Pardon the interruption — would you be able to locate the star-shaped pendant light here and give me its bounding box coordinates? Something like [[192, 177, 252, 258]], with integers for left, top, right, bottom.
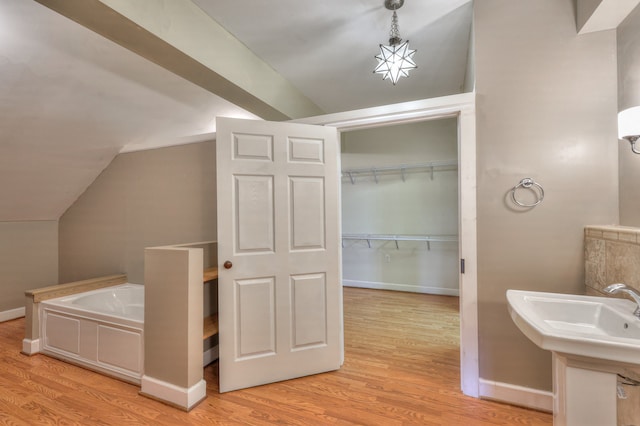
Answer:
[[374, 0, 417, 85]]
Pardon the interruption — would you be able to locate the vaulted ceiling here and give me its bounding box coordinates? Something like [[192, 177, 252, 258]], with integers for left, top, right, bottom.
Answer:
[[1, 0, 473, 221]]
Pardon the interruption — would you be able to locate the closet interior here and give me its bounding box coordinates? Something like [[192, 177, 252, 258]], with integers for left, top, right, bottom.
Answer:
[[340, 118, 459, 296]]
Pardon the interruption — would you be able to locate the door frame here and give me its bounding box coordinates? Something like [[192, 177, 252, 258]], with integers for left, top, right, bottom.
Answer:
[[293, 92, 478, 397]]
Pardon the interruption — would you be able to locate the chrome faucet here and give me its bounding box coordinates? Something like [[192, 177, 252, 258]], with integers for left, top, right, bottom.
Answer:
[[604, 283, 640, 318]]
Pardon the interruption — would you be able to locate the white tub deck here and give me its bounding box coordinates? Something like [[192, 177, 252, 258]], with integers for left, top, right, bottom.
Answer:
[[39, 284, 144, 384]]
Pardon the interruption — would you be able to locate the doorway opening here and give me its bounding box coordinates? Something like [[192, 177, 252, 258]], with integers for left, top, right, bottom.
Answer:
[[340, 119, 459, 296], [339, 117, 461, 390], [296, 93, 478, 397]]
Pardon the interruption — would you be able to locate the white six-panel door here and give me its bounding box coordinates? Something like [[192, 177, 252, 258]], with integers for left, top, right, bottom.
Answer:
[[216, 117, 342, 393]]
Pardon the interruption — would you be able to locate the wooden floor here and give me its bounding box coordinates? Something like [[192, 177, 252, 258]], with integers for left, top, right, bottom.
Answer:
[[0, 288, 552, 425]]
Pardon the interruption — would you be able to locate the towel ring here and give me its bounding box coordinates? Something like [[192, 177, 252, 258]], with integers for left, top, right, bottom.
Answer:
[[511, 178, 544, 207]]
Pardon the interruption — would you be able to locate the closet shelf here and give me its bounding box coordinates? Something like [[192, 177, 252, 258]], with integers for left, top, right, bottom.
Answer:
[[342, 233, 458, 250], [203, 267, 218, 283], [342, 160, 457, 184], [203, 314, 219, 340]]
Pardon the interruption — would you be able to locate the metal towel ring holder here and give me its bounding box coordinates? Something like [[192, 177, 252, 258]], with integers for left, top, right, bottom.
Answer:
[[510, 178, 544, 207]]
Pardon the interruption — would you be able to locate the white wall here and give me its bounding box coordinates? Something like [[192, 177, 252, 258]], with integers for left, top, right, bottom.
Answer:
[[340, 119, 459, 295]]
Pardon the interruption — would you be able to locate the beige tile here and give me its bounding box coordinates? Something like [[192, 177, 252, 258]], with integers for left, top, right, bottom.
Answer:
[[585, 237, 606, 291], [603, 230, 619, 241], [618, 230, 638, 243], [605, 241, 640, 291], [585, 227, 603, 238], [584, 286, 602, 296]]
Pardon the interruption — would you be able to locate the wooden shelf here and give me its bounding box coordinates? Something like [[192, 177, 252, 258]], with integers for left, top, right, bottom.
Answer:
[[203, 314, 218, 340], [203, 267, 218, 283]]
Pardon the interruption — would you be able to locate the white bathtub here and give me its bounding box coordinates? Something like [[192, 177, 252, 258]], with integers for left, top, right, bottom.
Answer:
[[39, 284, 144, 384]]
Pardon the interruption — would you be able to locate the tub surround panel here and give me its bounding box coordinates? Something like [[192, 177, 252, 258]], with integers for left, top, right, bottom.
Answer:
[[22, 274, 127, 355], [585, 225, 640, 294], [30, 283, 144, 384], [40, 306, 144, 384]]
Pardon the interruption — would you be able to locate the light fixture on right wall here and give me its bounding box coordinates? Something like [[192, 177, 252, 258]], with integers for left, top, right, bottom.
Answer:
[[618, 106, 640, 154]]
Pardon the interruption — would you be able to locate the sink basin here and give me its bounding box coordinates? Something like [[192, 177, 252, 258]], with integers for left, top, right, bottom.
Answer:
[[507, 290, 640, 364]]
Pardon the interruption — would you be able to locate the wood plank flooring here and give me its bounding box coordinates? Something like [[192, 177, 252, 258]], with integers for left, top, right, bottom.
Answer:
[[0, 287, 552, 425]]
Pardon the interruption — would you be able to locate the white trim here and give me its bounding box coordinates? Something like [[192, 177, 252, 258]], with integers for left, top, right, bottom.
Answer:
[[119, 132, 216, 154], [458, 106, 479, 397], [0, 307, 25, 322], [294, 93, 475, 131], [479, 378, 553, 413], [22, 338, 40, 355], [203, 344, 219, 367], [140, 375, 206, 411], [343, 279, 459, 296], [295, 92, 479, 398]]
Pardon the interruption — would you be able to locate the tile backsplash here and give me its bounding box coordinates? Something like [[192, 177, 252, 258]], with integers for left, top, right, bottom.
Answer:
[[585, 225, 640, 294], [585, 225, 640, 425]]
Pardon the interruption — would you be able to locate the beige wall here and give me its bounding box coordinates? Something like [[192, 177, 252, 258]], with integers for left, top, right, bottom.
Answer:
[[59, 141, 217, 284], [618, 4, 640, 226], [0, 221, 58, 311], [475, 0, 619, 390]]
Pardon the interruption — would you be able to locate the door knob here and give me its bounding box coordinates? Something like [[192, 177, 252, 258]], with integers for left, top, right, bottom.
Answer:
[[223, 261, 233, 269]]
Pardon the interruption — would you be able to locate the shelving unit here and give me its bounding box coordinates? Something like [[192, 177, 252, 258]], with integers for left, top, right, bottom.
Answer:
[[342, 160, 457, 184], [203, 267, 219, 340], [342, 233, 457, 250]]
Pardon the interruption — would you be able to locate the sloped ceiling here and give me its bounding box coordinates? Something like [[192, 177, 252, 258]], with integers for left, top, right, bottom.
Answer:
[[193, 0, 474, 112], [1, 0, 472, 222]]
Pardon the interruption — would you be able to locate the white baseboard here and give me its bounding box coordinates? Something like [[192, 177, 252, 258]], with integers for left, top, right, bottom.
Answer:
[[140, 375, 206, 411], [479, 378, 553, 413], [22, 338, 40, 355], [0, 307, 25, 322], [343, 279, 459, 296], [203, 344, 219, 367]]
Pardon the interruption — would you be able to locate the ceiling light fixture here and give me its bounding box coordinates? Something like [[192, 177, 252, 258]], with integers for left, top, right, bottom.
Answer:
[[374, 0, 417, 85]]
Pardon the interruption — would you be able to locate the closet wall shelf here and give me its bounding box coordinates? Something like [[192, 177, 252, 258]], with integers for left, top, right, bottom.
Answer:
[[342, 233, 458, 250], [342, 160, 457, 184]]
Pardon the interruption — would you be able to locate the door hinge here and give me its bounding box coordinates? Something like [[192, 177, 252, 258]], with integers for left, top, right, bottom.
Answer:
[[460, 258, 465, 274]]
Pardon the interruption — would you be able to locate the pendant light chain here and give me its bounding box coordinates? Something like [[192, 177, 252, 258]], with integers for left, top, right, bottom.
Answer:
[[389, 11, 401, 45]]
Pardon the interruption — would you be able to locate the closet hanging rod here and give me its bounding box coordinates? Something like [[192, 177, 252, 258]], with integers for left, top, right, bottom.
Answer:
[[341, 233, 458, 250], [341, 160, 457, 183]]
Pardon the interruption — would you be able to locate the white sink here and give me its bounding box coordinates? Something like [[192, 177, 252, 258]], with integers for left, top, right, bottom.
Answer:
[[507, 290, 640, 364]]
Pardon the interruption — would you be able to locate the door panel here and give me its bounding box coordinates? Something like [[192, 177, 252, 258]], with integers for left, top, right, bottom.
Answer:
[[234, 175, 274, 253], [291, 273, 327, 349], [216, 117, 342, 393], [236, 277, 275, 359], [290, 177, 325, 250]]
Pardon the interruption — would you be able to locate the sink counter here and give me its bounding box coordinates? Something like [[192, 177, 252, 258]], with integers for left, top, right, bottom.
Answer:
[[507, 289, 640, 425], [507, 290, 640, 365]]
